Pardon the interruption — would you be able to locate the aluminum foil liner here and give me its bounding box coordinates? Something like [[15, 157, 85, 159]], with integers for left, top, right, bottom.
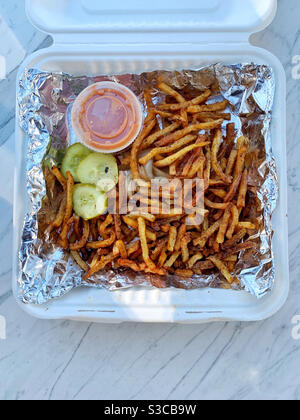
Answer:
[[17, 64, 278, 304]]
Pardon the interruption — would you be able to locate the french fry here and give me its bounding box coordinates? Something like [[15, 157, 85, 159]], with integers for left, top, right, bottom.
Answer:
[[237, 222, 256, 230], [139, 134, 198, 165], [234, 145, 247, 177], [186, 100, 228, 114], [158, 247, 168, 268], [128, 212, 156, 223], [164, 251, 181, 268], [196, 112, 231, 121], [85, 253, 115, 280], [154, 144, 206, 168], [223, 229, 247, 249], [51, 166, 67, 190], [168, 226, 177, 252], [187, 253, 204, 269], [142, 122, 180, 150], [193, 220, 221, 248], [226, 205, 239, 240], [113, 214, 123, 240], [211, 129, 233, 184], [50, 196, 66, 229], [210, 189, 227, 199], [64, 171, 74, 223], [216, 204, 233, 244], [71, 251, 89, 272], [118, 259, 140, 272], [237, 169, 248, 209], [122, 216, 157, 241], [226, 149, 238, 176], [87, 230, 116, 249], [208, 256, 234, 284], [158, 82, 185, 103], [156, 120, 223, 147], [205, 198, 229, 210], [159, 89, 212, 111], [130, 118, 156, 180], [181, 234, 191, 263], [174, 224, 187, 252], [70, 220, 90, 251], [175, 269, 194, 278], [98, 214, 113, 239], [224, 174, 242, 202], [138, 217, 156, 270]]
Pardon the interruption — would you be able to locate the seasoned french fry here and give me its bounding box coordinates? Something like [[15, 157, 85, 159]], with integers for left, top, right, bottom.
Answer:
[[187, 253, 204, 269], [139, 134, 198, 165], [164, 251, 181, 268], [129, 212, 156, 223], [87, 230, 116, 249], [223, 229, 247, 249], [138, 217, 156, 270], [51, 166, 67, 190], [237, 222, 256, 230], [187, 100, 228, 114], [154, 144, 206, 168], [174, 223, 187, 252], [226, 149, 238, 176], [156, 120, 223, 147], [234, 145, 247, 177], [130, 118, 156, 180], [118, 259, 140, 272], [226, 205, 239, 240], [208, 256, 234, 284], [159, 90, 212, 111], [142, 122, 180, 150], [210, 189, 227, 199], [216, 204, 233, 244], [71, 251, 89, 272], [181, 234, 191, 263], [224, 174, 242, 202], [237, 169, 248, 209], [205, 198, 229, 210], [193, 220, 221, 248], [50, 196, 66, 229], [175, 269, 194, 278], [70, 220, 90, 251], [168, 226, 177, 252], [98, 214, 113, 239], [211, 129, 233, 184], [158, 82, 185, 103]]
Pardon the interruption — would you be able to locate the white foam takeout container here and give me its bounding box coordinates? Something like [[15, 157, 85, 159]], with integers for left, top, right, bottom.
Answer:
[[13, 0, 289, 323]]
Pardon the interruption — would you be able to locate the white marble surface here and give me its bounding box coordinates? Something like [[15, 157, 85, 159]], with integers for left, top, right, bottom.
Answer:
[[0, 0, 299, 401]]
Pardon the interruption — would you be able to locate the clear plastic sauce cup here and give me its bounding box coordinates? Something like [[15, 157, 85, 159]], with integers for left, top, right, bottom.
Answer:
[[71, 81, 143, 153]]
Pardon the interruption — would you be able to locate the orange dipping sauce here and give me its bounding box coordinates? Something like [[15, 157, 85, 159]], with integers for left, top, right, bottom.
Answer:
[[72, 82, 143, 153]]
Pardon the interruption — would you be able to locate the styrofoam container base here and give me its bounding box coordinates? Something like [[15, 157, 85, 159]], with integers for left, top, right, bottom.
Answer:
[[13, 41, 288, 323]]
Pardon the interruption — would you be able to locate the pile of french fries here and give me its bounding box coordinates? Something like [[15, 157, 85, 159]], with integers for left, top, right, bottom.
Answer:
[[46, 81, 259, 287]]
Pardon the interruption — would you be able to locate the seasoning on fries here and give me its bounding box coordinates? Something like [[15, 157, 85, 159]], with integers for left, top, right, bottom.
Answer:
[[46, 80, 260, 287]]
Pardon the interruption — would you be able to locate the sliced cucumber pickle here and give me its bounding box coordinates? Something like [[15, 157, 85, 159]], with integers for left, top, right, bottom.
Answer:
[[61, 143, 92, 182], [73, 184, 108, 220], [77, 153, 119, 192]]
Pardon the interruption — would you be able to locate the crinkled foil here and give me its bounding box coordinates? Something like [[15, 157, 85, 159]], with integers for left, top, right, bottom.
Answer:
[[17, 64, 278, 304]]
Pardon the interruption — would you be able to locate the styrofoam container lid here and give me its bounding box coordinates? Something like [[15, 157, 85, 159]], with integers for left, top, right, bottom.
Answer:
[[26, 0, 277, 41]]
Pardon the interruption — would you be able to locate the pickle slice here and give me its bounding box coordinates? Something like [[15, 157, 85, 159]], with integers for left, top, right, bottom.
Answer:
[[77, 153, 119, 192], [61, 143, 92, 182], [73, 184, 108, 220]]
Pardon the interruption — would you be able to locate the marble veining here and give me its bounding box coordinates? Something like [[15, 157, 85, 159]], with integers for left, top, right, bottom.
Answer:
[[0, 0, 299, 401]]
